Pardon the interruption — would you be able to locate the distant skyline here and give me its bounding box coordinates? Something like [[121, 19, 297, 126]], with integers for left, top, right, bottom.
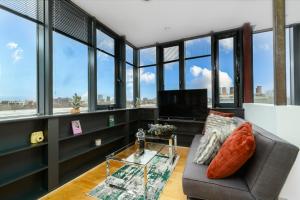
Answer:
[[0, 8, 280, 107]]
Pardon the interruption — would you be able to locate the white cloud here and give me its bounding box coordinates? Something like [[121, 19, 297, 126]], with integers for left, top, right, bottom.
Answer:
[[6, 42, 18, 49], [220, 38, 233, 53], [189, 65, 232, 96], [126, 67, 134, 88], [11, 48, 23, 63], [6, 42, 24, 63], [164, 62, 176, 70], [140, 68, 155, 84]]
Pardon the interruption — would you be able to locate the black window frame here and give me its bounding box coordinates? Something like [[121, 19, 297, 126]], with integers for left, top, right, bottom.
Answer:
[[184, 35, 213, 105], [95, 27, 118, 110], [138, 45, 158, 107], [213, 30, 242, 108], [160, 42, 181, 90], [125, 42, 138, 108]]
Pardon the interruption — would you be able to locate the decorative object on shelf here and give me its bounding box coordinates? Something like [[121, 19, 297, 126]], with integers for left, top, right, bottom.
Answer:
[[30, 131, 44, 144], [95, 139, 102, 146], [136, 128, 145, 155], [70, 93, 81, 114], [147, 124, 177, 136], [71, 120, 82, 135], [108, 115, 115, 127], [135, 97, 141, 108]]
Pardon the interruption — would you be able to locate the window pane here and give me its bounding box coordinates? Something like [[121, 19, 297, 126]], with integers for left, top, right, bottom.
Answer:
[[139, 67, 156, 107], [0, 10, 37, 116], [185, 37, 211, 58], [96, 30, 115, 55], [185, 57, 212, 106], [97, 51, 115, 105], [164, 62, 179, 90], [53, 32, 88, 113], [126, 44, 133, 64], [140, 47, 156, 66], [126, 64, 134, 108], [218, 38, 234, 104], [164, 46, 179, 62], [253, 32, 274, 104]]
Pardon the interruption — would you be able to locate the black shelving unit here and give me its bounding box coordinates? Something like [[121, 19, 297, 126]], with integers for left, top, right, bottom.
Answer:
[[0, 109, 132, 200]]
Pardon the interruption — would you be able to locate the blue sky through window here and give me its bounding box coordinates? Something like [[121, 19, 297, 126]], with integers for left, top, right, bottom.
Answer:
[[97, 51, 115, 105], [53, 32, 88, 102], [139, 66, 156, 100], [0, 9, 36, 102], [164, 62, 179, 90]]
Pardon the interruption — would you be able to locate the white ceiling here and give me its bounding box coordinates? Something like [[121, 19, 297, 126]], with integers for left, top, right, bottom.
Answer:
[[72, 0, 300, 48]]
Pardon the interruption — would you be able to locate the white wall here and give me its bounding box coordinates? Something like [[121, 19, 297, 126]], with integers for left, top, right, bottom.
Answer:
[[243, 103, 300, 200]]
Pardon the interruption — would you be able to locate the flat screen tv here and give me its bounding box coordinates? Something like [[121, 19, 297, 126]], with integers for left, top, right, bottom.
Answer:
[[158, 89, 208, 120]]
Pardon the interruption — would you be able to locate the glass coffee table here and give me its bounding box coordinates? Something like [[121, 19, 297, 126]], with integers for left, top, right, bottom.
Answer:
[[105, 142, 175, 199], [145, 133, 177, 162]]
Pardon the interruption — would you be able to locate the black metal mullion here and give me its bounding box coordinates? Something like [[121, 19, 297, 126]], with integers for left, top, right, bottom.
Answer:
[[88, 17, 97, 112], [44, 0, 53, 115], [184, 54, 211, 61]]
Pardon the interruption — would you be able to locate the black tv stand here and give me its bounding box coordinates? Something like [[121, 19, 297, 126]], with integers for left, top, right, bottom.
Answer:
[[158, 118, 205, 124]]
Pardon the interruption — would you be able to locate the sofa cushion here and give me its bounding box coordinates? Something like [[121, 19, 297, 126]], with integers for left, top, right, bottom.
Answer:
[[183, 134, 254, 200], [204, 114, 237, 143], [210, 110, 235, 117], [207, 122, 256, 179], [193, 131, 221, 165]]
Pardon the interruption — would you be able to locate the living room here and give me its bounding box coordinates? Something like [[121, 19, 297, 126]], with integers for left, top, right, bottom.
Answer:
[[0, 0, 299, 200]]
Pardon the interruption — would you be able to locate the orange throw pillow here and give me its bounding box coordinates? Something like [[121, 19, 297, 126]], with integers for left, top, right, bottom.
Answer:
[[209, 110, 234, 118], [207, 122, 256, 179]]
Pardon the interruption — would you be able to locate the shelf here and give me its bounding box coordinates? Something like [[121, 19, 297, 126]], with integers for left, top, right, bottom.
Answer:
[[158, 118, 205, 124], [59, 135, 126, 163], [0, 142, 48, 157], [59, 122, 127, 142], [0, 164, 48, 188]]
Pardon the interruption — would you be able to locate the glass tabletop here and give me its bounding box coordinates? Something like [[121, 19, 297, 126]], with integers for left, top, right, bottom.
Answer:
[[106, 142, 165, 166]]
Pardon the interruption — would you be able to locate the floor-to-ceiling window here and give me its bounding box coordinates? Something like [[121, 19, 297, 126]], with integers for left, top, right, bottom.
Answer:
[[96, 30, 116, 106], [253, 29, 291, 104], [0, 8, 37, 117], [126, 44, 135, 108], [53, 32, 89, 113], [217, 37, 235, 104], [139, 47, 157, 107], [184, 36, 212, 106], [253, 31, 274, 104]]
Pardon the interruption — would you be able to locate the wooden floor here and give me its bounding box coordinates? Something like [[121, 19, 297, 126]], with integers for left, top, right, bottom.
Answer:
[[40, 146, 189, 200]]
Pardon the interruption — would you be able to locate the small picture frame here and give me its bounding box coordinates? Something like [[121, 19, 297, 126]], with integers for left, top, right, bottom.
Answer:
[[71, 120, 82, 135]]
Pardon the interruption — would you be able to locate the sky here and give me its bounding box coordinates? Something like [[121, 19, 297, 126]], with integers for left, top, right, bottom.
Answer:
[[0, 7, 279, 104]]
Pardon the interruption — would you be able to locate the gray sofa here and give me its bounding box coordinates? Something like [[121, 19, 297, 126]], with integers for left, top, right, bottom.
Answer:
[[182, 117, 299, 200]]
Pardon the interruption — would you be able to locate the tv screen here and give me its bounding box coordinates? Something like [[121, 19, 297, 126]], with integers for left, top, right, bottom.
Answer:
[[158, 89, 208, 120]]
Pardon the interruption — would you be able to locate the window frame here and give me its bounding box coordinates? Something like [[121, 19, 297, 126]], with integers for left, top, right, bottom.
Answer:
[[213, 30, 242, 108], [125, 42, 137, 108], [161, 43, 181, 90], [138, 46, 158, 107], [95, 27, 118, 110], [184, 36, 213, 105]]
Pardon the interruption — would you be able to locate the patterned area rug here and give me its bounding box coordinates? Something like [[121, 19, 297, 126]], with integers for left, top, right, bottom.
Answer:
[[88, 154, 179, 200]]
